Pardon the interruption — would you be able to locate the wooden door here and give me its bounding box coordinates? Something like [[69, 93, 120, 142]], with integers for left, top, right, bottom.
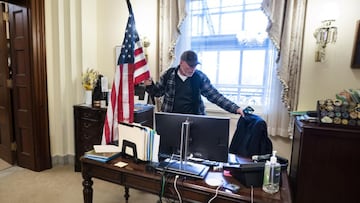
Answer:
[[8, 3, 36, 169], [0, 2, 15, 164], [0, 0, 51, 172]]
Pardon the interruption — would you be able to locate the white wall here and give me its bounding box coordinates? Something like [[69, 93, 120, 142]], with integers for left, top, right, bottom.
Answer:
[[81, 0, 98, 72], [97, 0, 158, 84], [298, 0, 360, 110]]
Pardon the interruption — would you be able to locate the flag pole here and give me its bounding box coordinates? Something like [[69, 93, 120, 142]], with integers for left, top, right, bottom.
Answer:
[[126, 0, 132, 12], [101, 0, 150, 144]]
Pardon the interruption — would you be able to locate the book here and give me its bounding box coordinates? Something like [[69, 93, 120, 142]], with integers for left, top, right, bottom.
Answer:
[[84, 149, 121, 163]]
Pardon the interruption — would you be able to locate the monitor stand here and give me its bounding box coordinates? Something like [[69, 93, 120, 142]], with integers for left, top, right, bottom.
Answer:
[[157, 119, 210, 179]]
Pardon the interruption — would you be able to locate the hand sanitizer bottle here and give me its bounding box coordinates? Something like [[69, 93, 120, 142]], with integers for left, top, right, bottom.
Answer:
[[262, 151, 281, 194]]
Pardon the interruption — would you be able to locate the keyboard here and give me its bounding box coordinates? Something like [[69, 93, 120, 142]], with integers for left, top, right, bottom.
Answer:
[[156, 159, 210, 179]]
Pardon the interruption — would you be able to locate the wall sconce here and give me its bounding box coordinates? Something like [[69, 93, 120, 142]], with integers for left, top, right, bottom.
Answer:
[[313, 19, 338, 62]]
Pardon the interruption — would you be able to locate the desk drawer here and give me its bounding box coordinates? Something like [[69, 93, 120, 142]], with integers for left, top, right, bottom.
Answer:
[[78, 108, 105, 121], [124, 174, 160, 194]]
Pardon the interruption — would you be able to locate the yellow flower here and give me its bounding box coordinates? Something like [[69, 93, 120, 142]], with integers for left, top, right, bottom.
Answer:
[[82, 68, 99, 90]]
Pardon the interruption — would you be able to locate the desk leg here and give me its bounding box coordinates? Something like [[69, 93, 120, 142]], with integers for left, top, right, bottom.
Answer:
[[124, 186, 129, 202], [82, 176, 93, 203]]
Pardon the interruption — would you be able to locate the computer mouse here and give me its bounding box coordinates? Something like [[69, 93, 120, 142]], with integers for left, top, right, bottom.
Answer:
[[205, 178, 223, 187]]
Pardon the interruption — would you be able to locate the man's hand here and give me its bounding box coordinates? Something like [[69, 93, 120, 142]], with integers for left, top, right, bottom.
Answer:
[[236, 108, 244, 117], [144, 78, 153, 86]]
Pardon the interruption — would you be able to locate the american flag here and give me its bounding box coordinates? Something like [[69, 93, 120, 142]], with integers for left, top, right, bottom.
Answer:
[[102, 0, 150, 144]]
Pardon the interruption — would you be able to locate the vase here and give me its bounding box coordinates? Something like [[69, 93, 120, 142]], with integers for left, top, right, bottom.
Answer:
[[84, 90, 92, 105]]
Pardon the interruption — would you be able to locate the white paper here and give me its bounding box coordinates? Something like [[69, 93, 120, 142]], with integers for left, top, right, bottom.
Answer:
[[114, 161, 128, 168], [152, 133, 160, 162], [118, 123, 146, 160], [93, 145, 121, 153], [101, 77, 108, 92]]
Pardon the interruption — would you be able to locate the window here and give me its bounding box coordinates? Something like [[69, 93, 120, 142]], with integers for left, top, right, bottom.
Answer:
[[187, 0, 272, 108]]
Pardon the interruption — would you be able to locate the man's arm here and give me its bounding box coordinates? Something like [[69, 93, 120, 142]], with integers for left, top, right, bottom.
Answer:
[[144, 80, 164, 97], [198, 71, 244, 116], [144, 68, 174, 97]]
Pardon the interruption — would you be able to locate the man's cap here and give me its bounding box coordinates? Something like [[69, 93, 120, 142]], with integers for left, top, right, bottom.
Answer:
[[181, 50, 200, 67]]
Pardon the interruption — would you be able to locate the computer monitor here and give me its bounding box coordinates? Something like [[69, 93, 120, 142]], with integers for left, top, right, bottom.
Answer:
[[155, 112, 230, 163]]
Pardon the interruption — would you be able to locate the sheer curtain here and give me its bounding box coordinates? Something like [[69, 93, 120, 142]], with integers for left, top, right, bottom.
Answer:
[[263, 43, 292, 138], [262, 0, 307, 138]]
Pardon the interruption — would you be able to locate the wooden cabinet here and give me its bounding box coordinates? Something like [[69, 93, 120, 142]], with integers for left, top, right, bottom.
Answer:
[[290, 117, 360, 203], [73, 104, 154, 172]]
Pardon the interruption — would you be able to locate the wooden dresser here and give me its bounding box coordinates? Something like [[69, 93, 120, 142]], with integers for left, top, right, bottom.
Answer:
[[290, 117, 360, 203], [73, 104, 154, 172]]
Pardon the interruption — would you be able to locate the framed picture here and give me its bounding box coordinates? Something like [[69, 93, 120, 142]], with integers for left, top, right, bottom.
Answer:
[[351, 20, 360, 68]]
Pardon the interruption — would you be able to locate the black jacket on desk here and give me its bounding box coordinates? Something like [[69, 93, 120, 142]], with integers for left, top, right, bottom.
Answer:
[[229, 113, 272, 157]]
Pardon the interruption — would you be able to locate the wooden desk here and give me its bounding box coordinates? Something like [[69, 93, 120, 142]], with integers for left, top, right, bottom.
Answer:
[[81, 156, 292, 203]]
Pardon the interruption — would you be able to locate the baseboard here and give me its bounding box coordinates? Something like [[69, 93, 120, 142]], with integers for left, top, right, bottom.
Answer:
[[52, 155, 74, 166]]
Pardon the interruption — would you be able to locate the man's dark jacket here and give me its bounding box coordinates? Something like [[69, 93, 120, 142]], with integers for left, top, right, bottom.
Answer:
[[229, 113, 272, 157]]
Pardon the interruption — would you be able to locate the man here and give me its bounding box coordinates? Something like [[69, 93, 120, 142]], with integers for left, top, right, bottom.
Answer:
[[145, 50, 244, 116]]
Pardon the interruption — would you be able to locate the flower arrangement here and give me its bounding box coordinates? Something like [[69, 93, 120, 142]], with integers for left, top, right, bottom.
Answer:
[[82, 68, 99, 90]]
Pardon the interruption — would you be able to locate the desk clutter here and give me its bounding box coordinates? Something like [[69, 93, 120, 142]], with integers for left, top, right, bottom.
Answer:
[[223, 152, 288, 189], [84, 146, 289, 198], [317, 89, 360, 127], [81, 113, 288, 195], [84, 145, 122, 162], [73, 104, 154, 172], [81, 154, 292, 203], [84, 122, 159, 163]]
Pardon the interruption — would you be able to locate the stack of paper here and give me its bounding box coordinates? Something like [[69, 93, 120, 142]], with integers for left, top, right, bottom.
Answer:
[[84, 145, 121, 163], [94, 144, 122, 153]]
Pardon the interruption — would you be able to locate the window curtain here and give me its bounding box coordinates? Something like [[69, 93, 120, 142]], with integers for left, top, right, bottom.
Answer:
[[156, 0, 187, 110], [263, 43, 292, 138], [158, 0, 187, 77], [261, 0, 307, 138]]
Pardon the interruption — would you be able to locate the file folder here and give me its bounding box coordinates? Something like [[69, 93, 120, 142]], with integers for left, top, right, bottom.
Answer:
[[118, 122, 159, 162]]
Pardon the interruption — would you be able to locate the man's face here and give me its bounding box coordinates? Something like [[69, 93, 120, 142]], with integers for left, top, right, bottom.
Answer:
[[179, 61, 197, 77]]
